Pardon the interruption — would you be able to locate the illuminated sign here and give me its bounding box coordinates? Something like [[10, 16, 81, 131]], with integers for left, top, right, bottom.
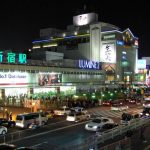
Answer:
[[73, 13, 98, 26], [134, 40, 138, 46], [79, 60, 100, 70], [38, 73, 62, 86], [137, 59, 146, 69], [103, 34, 115, 40], [0, 72, 29, 87], [117, 41, 124, 46], [123, 30, 134, 46], [0, 52, 27, 64], [100, 42, 116, 63]]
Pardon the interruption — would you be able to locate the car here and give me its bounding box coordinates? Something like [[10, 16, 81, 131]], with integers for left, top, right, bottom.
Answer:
[[66, 111, 90, 122], [0, 126, 7, 135], [126, 98, 139, 104], [102, 100, 112, 106], [70, 107, 87, 113], [85, 117, 114, 131], [121, 112, 139, 125], [140, 107, 150, 118], [111, 103, 128, 111], [121, 113, 133, 125], [95, 123, 119, 136], [128, 99, 136, 104], [101, 122, 118, 130], [54, 106, 71, 116], [0, 118, 16, 128]]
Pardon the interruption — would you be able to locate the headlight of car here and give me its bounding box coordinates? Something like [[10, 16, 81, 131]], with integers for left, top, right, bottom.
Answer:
[[140, 112, 143, 115], [146, 113, 149, 116], [85, 124, 88, 128], [93, 126, 98, 129]]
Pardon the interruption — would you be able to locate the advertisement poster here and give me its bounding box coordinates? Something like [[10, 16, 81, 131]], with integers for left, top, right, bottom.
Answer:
[[0, 72, 30, 87], [100, 42, 116, 63], [38, 73, 62, 86]]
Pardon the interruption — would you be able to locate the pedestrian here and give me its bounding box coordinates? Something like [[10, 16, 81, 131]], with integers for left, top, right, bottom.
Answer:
[[5, 110, 9, 120], [9, 112, 12, 121]]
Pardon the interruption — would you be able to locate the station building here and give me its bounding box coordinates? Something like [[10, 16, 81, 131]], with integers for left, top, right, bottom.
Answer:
[[0, 12, 139, 105], [32, 12, 138, 83]]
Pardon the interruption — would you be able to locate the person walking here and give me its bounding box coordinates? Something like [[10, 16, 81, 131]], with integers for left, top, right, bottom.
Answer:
[[9, 112, 12, 121], [5, 110, 9, 120]]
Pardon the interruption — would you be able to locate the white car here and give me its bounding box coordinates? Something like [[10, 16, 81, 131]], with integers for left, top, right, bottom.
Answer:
[[66, 111, 90, 122], [0, 126, 7, 135], [95, 123, 119, 137], [71, 107, 87, 113], [85, 117, 114, 131], [111, 104, 128, 111], [54, 106, 71, 116]]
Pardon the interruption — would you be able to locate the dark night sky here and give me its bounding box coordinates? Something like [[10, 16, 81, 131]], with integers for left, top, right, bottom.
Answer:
[[0, 0, 149, 58]]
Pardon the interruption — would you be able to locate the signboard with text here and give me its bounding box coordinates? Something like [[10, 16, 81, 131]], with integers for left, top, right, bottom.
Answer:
[[100, 42, 116, 63], [137, 59, 146, 69], [0, 72, 30, 87], [0, 51, 27, 64], [73, 13, 98, 26], [0, 71, 62, 87], [79, 60, 101, 70]]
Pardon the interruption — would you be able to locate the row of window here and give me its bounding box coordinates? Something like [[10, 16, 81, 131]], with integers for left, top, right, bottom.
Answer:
[[0, 69, 103, 75]]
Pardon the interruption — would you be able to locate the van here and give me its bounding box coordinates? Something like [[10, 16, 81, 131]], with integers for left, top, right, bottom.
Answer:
[[66, 111, 90, 122]]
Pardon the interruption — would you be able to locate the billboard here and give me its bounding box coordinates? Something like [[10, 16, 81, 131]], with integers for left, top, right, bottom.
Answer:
[[123, 29, 134, 46], [38, 73, 62, 86], [79, 60, 101, 70], [137, 59, 146, 69], [100, 42, 116, 63], [73, 13, 98, 26], [0, 72, 31, 87]]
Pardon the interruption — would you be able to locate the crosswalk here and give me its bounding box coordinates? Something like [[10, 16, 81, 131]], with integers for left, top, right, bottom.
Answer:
[[88, 107, 143, 118]]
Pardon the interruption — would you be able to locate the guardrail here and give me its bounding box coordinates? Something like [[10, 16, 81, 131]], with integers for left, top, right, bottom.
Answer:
[[96, 117, 149, 145], [99, 137, 131, 150]]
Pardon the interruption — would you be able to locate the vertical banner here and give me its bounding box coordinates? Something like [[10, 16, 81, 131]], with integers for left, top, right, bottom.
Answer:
[[100, 42, 116, 63]]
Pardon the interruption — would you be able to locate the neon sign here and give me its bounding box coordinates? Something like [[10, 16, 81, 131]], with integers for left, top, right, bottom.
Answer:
[[0, 52, 27, 64], [117, 41, 124, 46], [79, 60, 100, 70]]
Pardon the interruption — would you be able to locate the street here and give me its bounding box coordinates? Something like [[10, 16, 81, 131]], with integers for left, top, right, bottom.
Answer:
[[0, 104, 144, 149]]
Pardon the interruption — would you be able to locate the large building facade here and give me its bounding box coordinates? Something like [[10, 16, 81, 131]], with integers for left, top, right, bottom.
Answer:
[[0, 12, 139, 105], [32, 12, 138, 83]]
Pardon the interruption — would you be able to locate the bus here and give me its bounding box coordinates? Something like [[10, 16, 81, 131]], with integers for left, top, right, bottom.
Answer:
[[15, 112, 48, 128]]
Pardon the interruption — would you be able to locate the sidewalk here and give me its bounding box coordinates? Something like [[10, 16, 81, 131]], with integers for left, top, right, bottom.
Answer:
[[0, 106, 31, 121]]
